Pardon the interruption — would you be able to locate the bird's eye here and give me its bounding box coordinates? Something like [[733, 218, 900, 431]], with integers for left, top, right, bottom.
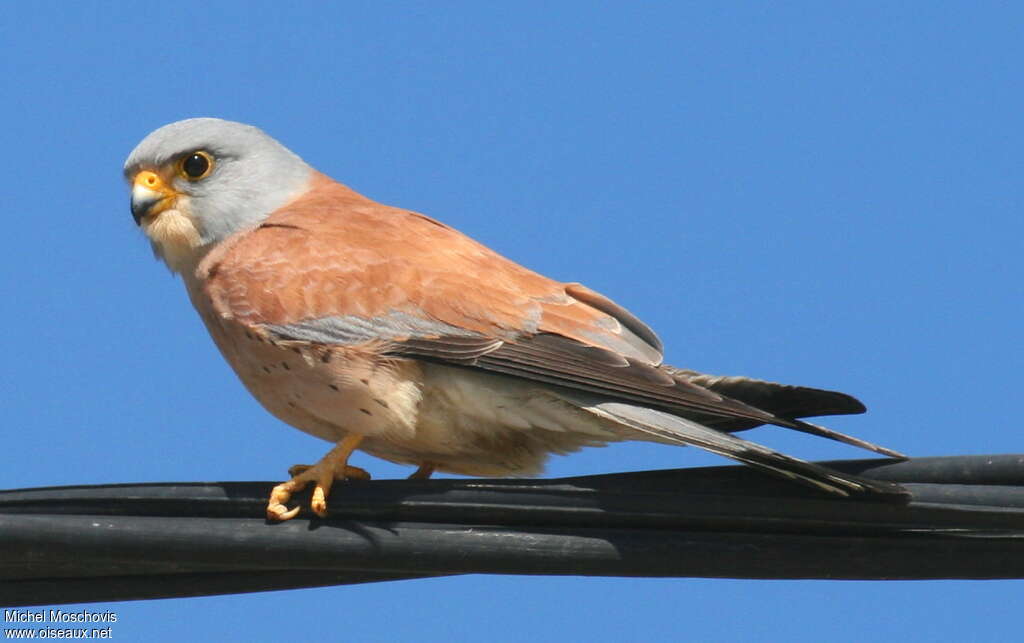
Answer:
[[179, 151, 214, 180]]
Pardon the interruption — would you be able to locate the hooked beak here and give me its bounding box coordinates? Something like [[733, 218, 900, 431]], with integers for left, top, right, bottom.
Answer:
[[130, 171, 177, 225]]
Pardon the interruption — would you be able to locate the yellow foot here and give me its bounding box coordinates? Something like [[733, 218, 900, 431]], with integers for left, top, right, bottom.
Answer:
[[266, 434, 366, 521], [408, 463, 435, 480]]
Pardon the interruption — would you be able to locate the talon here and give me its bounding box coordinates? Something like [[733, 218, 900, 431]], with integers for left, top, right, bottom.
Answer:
[[265, 434, 366, 521], [311, 483, 329, 516], [267, 479, 306, 521], [270, 503, 301, 521]]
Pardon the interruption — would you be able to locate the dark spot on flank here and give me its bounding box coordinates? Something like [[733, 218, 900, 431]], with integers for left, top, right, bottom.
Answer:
[[329, 384, 339, 391], [359, 408, 372, 416], [262, 366, 271, 374], [360, 379, 370, 386], [281, 362, 290, 370], [321, 353, 331, 363], [244, 331, 253, 340], [374, 398, 390, 408], [287, 402, 296, 408]]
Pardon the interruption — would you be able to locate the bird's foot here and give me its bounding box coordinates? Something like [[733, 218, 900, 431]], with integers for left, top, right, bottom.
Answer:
[[266, 434, 367, 521]]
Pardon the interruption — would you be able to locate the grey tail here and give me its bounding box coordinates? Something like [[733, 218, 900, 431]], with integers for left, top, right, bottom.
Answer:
[[554, 390, 908, 498], [666, 370, 905, 458]]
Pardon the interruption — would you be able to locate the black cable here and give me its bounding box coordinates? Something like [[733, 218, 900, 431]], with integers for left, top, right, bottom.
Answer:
[[3, 455, 1023, 606]]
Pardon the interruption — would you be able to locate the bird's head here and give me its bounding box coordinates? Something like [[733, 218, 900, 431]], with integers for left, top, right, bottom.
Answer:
[[123, 118, 313, 273]]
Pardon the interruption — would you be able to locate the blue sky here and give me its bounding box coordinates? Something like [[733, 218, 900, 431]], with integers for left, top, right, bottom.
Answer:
[[2, 2, 1022, 640]]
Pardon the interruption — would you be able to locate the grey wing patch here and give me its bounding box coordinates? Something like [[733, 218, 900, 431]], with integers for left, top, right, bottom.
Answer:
[[263, 310, 483, 345], [262, 312, 506, 363], [552, 389, 907, 498]]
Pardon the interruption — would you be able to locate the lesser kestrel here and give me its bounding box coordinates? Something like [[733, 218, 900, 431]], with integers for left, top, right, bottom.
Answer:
[[124, 118, 905, 521]]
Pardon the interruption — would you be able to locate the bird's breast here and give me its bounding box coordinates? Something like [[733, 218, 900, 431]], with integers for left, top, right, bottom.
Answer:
[[186, 286, 424, 443]]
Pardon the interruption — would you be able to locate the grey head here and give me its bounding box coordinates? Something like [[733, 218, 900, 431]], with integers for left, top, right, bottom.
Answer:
[[123, 118, 314, 270]]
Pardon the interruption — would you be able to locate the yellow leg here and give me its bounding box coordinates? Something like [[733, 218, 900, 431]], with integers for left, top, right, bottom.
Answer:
[[408, 462, 435, 480], [287, 462, 370, 479], [266, 434, 367, 521]]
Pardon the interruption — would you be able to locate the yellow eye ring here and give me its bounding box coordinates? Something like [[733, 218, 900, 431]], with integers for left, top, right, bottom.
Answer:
[[178, 150, 214, 180]]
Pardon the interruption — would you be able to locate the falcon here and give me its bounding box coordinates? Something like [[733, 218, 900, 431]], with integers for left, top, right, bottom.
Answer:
[[123, 118, 905, 521]]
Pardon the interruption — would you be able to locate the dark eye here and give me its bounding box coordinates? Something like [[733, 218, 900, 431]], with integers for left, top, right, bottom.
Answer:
[[180, 151, 213, 180]]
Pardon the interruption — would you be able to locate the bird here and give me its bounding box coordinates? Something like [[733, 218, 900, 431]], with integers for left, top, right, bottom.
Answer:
[[123, 118, 907, 521]]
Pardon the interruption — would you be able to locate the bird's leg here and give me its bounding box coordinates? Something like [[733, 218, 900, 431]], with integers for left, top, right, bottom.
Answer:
[[408, 462, 435, 480], [286, 462, 371, 479], [266, 433, 369, 521]]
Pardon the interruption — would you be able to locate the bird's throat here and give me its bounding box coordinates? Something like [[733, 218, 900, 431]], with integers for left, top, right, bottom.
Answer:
[[142, 208, 203, 273]]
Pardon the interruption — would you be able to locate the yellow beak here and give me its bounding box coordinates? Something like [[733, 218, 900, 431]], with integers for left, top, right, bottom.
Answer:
[[131, 171, 177, 224]]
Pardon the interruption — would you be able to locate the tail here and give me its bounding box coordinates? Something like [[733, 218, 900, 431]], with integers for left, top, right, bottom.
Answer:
[[666, 369, 906, 459], [554, 389, 908, 498]]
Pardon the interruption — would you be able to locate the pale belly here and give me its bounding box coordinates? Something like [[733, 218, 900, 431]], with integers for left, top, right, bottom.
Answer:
[[362, 362, 618, 475]]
